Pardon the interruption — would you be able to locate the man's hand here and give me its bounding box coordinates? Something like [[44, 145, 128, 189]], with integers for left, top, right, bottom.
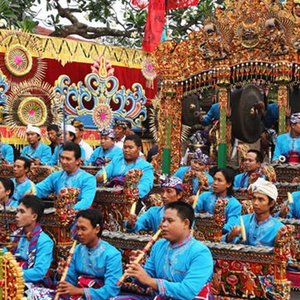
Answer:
[[226, 226, 241, 242], [32, 158, 41, 165], [127, 214, 137, 228], [57, 281, 84, 296], [279, 205, 290, 218]]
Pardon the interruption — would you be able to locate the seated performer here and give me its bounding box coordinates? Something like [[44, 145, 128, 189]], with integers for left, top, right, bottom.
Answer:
[[174, 149, 213, 194], [126, 176, 183, 233], [0, 132, 14, 164], [21, 124, 52, 165], [56, 209, 122, 299], [9, 157, 35, 207], [234, 149, 264, 188], [36, 142, 96, 210], [116, 201, 214, 300], [47, 124, 60, 154], [272, 112, 300, 163], [12, 195, 54, 283], [96, 134, 154, 202], [278, 190, 300, 219], [225, 178, 284, 246], [0, 177, 14, 206], [87, 128, 123, 166], [49, 124, 86, 166], [195, 167, 242, 233]]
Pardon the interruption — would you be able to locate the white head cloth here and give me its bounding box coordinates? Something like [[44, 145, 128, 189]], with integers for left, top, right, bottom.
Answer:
[[62, 124, 76, 135], [26, 124, 41, 136], [248, 178, 278, 201]]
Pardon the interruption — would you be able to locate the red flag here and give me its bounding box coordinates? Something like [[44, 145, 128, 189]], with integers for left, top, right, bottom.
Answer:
[[168, 0, 200, 9], [142, 0, 166, 52]]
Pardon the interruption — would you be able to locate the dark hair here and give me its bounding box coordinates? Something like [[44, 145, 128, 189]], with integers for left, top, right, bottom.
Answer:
[[15, 156, 31, 171], [247, 149, 263, 163], [19, 195, 44, 222], [213, 167, 235, 196], [47, 124, 60, 132], [0, 177, 14, 198], [68, 132, 76, 142], [62, 142, 81, 160], [164, 201, 194, 229], [76, 209, 103, 237], [71, 120, 84, 131], [124, 134, 142, 148]]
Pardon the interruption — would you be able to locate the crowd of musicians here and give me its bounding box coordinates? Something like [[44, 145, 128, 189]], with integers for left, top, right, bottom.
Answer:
[[0, 112, 300, 299]]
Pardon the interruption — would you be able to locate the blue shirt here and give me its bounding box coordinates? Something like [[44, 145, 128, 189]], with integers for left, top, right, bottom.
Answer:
[[21, 143, 52, 165], [233, 214, 284, 246], [0, 142, 14, 163], [233, 172, 266, 189], [144, 236, 213, 300], [9, 178, 35, 207], [195, 191, 242, 233], [87, 145, 123, 166], [174, 166, 213, 194], [66, 240, 122, 300], [264, 102, 278, 129], [126, 206, 164, 233], [272, 133, 300, 161], [48, 144, 86, 166], [96, 156, 154, 198], [14, 231, 53, 283], [282, 191, 300, 219], [201, 103, 220, 126], [36, 168, 96, 210]]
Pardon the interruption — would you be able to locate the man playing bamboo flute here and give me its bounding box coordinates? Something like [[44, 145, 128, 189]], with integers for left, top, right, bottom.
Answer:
[[125, 176, 183, 233], [225, 178, 284, 246], [57, 209, 122, 299], [115, 201, 214, 300]]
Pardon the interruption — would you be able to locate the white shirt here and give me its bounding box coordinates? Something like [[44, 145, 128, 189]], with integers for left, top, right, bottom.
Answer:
[[79, 140, 93, 160]]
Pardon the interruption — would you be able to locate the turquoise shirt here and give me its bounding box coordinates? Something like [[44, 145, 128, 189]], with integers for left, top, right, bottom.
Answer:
[[96, 156, 154, 198], [66, 240, 122, 299], [9, 178, 35, 207], [21, 143, 52, 165], [36, 168, 96, 210], [14, 231, 53, 283], [273, 133, 300, 161], [87, 145, 123, 166], [0, 143, 14, 163], [195, 191, 242, 233], [145, 236, 213, 300], [233, 172, 266, 189]]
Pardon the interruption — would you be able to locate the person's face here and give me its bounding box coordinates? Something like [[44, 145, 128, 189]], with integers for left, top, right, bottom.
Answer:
[[291, 122, 300, 136], [123, 140, 140, 161], [75, 127, 83, 140], [16, 203, 37, 228], [59, 150, 80, 173], [76, 216, 100, 247], [190, 159, 205, 172], [114, 126, 126, 140], [13, 159, 27, 178], [101, 136, 114, 150], [252, 192, 273, 215], [212, 171, 231, 195], [161, 208, 189, 243], [47, 129, 59, 143], [244, 152, 260, 172], [26, 132, 39, 145], [0, 181, 10, 202], [161, 188, 182, 205]]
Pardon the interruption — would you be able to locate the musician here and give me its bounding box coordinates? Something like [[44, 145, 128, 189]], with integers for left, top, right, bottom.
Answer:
[[113, 119, 128, 149], [201, 102, 220, 126], [96, 134, 154, 201], [0, 177, 14, 206], [11, 195, 54, 283], [49, 124, 86, 166], [9, 157, 35, 207], [36, 142, 96, 210], [72, 120, 93, 161], [195, 167, 242, 233], [272, 112, 300, 163], [0, 132, 14, 164], [47, 124, 60, 154], [233, 149, 264, 188], [21, 124, 52, 165], [56, 209, 122, 299], [278, 190, 300, 219], [87, 128, 123, 167], [126, 176, 183, 233], [116, 201, 213, 300], [225, 178, 284, 246], [174, 149, 213, 194]]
